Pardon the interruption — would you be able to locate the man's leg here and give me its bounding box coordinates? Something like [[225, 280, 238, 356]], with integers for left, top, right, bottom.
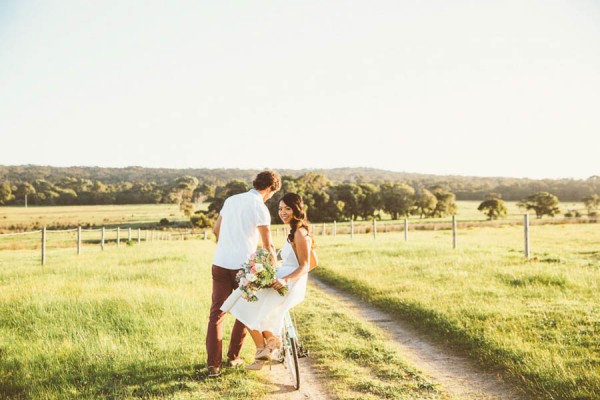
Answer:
[[227, 318, 248, 361], [206, 265, 234, 369], [226, 267, 247, 361]]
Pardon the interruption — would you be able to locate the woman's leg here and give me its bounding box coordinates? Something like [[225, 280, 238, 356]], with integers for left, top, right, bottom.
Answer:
[[245, 329, 269, 370], [262, 331, 281, 352], [249, 329, 266, 350]]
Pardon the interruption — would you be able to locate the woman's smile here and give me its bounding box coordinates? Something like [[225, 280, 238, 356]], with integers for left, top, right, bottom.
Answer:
[[278, 201, 293, 224]]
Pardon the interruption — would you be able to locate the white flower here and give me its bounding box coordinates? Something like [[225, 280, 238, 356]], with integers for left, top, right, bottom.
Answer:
[[254, 263, 264, 273], [246, 273, 257, 282]]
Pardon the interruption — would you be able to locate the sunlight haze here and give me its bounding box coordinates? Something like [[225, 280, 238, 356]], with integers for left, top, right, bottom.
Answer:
[[1, 0, 599, 180]]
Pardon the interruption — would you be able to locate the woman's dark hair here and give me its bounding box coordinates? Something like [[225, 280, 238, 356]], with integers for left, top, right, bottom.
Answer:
[[253, 170, 281, 191], [280, 193, 312, 244]]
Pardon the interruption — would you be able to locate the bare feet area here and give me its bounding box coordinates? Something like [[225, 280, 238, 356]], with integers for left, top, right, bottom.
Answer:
[[310, 278, 526, 400]]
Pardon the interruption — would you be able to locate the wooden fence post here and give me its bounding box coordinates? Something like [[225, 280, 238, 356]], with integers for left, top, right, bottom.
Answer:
[[145, 230, 148, 243], [350, 220, 354, 240], [117, 227, 120, 247], [333, 221, 337, 237], [77, 226, 82, 255], [138, 228, 141, 244], [204, 230, 208, 240], [128, 228, 131, 242], [373, 219, 377, 239], [41, 227, 46, 266], [524, 213, 530, 258], [322, 223, 326, 236], [101, 226, 105, 251], [404, 218, 408, 241], [452, 216, 457, 249]]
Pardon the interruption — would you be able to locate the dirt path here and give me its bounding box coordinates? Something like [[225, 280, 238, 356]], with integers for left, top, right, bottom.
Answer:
[[311, 278, 526, 400], [261, 353, 331, 399]]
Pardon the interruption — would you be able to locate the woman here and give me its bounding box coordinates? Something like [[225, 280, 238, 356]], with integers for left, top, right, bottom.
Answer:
[[220, 193, 313, 370]]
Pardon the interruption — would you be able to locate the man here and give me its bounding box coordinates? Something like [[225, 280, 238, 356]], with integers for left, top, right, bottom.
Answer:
[[205, 170, 281, 378]]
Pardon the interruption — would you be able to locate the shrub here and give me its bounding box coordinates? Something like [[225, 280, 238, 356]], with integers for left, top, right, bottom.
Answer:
[[190, 212, 216, 229]]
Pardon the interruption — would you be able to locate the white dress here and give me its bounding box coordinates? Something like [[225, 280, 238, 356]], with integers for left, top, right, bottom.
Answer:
[[220, 240, 309, 334]]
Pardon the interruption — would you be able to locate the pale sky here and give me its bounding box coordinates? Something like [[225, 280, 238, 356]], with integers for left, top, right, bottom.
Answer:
[[1, 1, 599, 180]]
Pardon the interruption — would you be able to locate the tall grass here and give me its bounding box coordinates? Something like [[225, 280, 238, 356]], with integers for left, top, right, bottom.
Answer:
[[0, 240, 446, 399], [312, 224, 600, 399]]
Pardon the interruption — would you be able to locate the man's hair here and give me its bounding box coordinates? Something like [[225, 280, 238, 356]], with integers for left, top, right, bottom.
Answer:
[[253, 170, 281, 191]]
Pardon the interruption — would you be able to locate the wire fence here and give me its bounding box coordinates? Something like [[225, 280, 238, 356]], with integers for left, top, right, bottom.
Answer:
[[1, 215, 598, 266], [0, 226, 212, 265]]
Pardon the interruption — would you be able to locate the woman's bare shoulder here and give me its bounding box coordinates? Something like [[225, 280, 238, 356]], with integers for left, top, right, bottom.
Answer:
[[294, 227, 310, 242]]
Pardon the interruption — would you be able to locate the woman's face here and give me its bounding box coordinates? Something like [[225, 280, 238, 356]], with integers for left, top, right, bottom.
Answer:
[[278, 200, 293, 225]]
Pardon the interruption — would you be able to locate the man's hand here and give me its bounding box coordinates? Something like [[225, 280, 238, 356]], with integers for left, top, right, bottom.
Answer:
[[213, 215, 222, 241], [257, 225, 276, 263]]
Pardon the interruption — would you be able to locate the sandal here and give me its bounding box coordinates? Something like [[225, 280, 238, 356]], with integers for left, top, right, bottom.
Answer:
[[244, 360, 266, 371]]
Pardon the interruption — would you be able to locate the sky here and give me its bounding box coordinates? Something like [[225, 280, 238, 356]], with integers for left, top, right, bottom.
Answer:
[[1, 0, 599, 180]]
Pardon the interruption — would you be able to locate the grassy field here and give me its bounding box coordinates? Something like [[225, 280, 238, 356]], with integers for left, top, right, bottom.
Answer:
[[0, 239, 447, 400], [0, 204, 189, 232], [312, 225, 599, 399], [0, 201, 587, 234], [1, 203, 597, 398]]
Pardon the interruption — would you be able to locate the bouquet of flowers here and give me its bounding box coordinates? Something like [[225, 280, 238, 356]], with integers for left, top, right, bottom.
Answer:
[[236, 248, 288, 302]]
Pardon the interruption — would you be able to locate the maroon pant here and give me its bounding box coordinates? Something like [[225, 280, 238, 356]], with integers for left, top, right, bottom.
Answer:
[[206, 264, 247, 368]]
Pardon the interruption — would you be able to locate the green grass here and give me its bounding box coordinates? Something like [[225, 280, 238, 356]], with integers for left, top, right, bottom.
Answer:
[[312, 225, 600, 399], [0, 239, 446, 399], [297, 287, 447, 399], [0, 204, 189, 232]]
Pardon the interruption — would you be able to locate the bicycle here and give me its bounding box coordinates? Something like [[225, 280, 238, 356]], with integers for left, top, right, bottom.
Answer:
[[280, 309, 309, 390]]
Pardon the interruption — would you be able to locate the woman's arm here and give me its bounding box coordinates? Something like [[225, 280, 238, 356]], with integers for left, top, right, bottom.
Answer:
[[271, 228, 310, 290]]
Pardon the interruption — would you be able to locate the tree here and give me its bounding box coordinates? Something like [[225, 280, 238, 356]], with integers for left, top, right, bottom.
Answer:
[[380, 183, 414, 219], [477, 199, 508, 220], [413, 187, 437, 219], [428, 186, 457, 218], [517, 192, 560, 219], [583, 194, 600, 215], [208, 180, 250, 214], [334, 184, 365, 221], [0, 182, 15, 205], [15, 182, 36, 207], [357, 183, 380, 220]]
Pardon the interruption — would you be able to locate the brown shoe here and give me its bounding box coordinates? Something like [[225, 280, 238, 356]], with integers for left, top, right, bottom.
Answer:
[[207, 366, 221, 378]]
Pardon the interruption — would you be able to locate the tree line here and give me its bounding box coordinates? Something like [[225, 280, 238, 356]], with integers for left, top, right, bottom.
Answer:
[[1, 165, 599, 204], [1, 167, 600, 224], [190, 174, 600, 228]]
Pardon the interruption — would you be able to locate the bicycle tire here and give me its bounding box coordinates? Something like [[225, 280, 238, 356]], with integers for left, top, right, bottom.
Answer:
[[284, 335, 300, 390]]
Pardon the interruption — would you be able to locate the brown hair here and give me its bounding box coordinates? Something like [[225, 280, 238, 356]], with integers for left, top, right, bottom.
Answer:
[[280, 193, 313, 245], [253, 170, 281, 191]]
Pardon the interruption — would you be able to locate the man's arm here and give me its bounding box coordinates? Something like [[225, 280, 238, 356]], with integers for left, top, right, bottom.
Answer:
[[212, 215, 222, 242], [257, 225, 276, 264]]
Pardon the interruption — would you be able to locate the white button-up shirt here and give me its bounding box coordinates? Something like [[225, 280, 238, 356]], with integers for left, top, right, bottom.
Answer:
[[213, 189, 271, 270]]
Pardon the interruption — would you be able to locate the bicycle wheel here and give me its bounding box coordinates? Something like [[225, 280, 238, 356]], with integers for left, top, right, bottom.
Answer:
[[284, 333, 300, 390]]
